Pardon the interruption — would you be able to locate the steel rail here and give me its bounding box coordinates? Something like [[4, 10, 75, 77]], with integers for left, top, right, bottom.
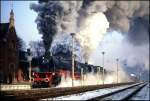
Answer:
[[122, 83, 147, 100], [87, 82, 147, 101]]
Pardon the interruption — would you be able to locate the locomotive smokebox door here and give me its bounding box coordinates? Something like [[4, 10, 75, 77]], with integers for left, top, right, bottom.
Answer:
[[27, 48, 31, 56]]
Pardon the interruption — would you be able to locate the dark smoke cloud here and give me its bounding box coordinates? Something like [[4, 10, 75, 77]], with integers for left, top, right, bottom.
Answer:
[[104, 1, 149, 45], [30, 2, 64, 54], [127, 16, 149, 45], [77, 0, 149, 45]]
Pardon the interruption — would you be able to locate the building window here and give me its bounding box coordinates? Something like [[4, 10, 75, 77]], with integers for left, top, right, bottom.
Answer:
[[9, 40, 16, 49], [9, 63, 15, 72]]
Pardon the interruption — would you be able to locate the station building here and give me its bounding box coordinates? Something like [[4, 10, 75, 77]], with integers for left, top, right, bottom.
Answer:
[[0, 9, 19, 84]]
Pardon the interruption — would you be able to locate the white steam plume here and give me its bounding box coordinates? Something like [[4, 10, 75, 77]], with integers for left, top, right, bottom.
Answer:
[[56, 71, 131, 87], [31, 1, 149, 82], [75, 12, 109, 62], [89, 31, 149, 81]]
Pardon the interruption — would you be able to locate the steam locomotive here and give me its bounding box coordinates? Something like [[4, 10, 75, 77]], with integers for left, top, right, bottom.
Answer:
[[30, 45, 106, 87], [31, 56, 107, 88], [30, 54, 107, 88]]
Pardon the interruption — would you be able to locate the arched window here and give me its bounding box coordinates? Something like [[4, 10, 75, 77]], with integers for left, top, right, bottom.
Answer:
[[12, 40, 16, 49], [9, 63, 15, 73], [9, 40, 15, 49]]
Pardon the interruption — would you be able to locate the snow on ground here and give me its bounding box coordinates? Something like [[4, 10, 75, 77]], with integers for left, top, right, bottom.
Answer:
[[40, 83, 142, 100], [130, 83, 149, 100]]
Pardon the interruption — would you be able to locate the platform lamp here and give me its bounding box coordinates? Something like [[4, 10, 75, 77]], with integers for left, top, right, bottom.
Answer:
[[27, 48, 32, 83], [116, 58, 119, 84], [102, 51, 105, 85], [70, 33, 75, 87], [80, 56, 84, 86]]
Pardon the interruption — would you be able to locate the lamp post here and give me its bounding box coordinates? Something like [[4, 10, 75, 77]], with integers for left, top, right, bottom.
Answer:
[[139, 72, 141, 82], [71, 33, 75, 87], [97, 67, 100, 85], [97, 67, 99, 85], [99, 67, 101, 84], [139, 72, 144, 82], [138, 68, 142, 82], [27, 48, 32, 83], [102, 51, 105, 85], [81, 68, 83, 86], [116, 58, 119, 83]]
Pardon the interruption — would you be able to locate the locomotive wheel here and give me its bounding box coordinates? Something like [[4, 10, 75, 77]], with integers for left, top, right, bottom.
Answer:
[[52, 74, 61, 86], [48, 81, 52, 87]]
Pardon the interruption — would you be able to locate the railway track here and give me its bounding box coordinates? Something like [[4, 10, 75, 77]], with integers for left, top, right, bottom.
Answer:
[[88, 82, 147, 100], [129, 83, 149, 100], [0, 82, 139, 101]]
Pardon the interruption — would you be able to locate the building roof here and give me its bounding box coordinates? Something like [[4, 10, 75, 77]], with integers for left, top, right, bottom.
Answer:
[[0, 23, 9, 40]]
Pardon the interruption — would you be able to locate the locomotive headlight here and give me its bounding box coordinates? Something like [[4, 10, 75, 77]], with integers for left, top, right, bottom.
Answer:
[[52, 73, 55, 75], [32, 72, 35, 75], [45, 78, 49, 82]]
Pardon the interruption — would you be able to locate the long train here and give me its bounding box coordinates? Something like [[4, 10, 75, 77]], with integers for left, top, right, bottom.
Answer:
[[31, 55, 107, 88]]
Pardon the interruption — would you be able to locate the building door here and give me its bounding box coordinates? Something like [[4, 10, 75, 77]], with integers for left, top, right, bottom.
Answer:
[[8, 63, 15, 84]]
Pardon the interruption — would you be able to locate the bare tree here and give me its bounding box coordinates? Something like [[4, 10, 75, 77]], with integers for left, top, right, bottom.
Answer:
[[29, 40, 45, 57], [17, 36, 26, 51]]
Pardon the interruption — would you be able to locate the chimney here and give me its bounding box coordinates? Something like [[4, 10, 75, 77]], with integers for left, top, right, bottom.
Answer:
[[39, 0, 48, 3], [85, 59, 88, 65]]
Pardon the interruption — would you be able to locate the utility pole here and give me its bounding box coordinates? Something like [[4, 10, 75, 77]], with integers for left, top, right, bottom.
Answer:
[[97, 67, 99, 85], [71, 33, 75, 87], [116, 58, 119, 83], [139, 68, 142, 82], [139, 72, 141, 81], [81, 68, 83, 86], [97, 67, 100, 85], [99, 67, 101, 84], [102, 51, 105, 85]]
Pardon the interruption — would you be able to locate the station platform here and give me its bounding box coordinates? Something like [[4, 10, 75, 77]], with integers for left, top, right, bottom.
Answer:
[[0, 82, 31, 91]]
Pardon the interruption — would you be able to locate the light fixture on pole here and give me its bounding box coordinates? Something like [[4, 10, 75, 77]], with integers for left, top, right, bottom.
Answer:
[[97, 67, 100, 85], [70, 33, 75, 87], [81, 68, 83, 86], [102, 51, 105, 85], [138, 68, 142, 82], [99, 67, 101, 84]]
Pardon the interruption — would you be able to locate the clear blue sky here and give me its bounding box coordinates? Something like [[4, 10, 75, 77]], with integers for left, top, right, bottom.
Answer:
[[1, 1, 42, 48]]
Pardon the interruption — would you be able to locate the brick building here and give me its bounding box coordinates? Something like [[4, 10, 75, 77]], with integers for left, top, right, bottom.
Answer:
[[0, 9, 19, 83]]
